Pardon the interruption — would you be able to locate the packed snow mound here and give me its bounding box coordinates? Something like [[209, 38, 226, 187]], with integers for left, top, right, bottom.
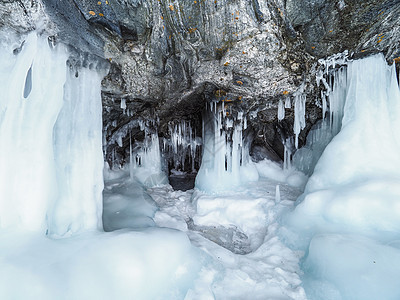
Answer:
[[286, 54, 400, 299], [0, 229, 205, 300], [303, 234, 400, 300], [255, 158, 308, 189]]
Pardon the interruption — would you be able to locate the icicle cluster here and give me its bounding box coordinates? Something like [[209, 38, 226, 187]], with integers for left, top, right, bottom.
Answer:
[[162, 120, 201, 173], [292, 53, 349, 175], [195, 101, 258, 193]]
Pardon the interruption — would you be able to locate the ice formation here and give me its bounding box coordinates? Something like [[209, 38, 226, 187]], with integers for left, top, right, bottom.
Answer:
[[277, 99, 285, 120], [50, 62, 105, 236], [0, 32, 104, 235], [195, 101, 258, 192], [129, 120, 168, 187], [293, 64, 348, 175], [286, 54, 400, 299], [293, 83, 307, 149]]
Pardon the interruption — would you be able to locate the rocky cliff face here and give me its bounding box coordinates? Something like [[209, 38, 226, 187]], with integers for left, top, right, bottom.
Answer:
[[2, 0, 400, 168]]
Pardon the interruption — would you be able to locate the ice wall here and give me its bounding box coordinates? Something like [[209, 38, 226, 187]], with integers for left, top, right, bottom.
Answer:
[[0, 32, 104, 235], [195, 102, 258, 193], [286, 54, 400, 299]]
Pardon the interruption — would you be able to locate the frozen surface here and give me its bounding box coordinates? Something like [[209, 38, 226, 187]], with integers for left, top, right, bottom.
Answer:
[[4, 27, 400, 300], [0, 162, 307, 300], [0, 30, 309, 300], [103, 165, 157, 231], [286, 54, 400, 299]]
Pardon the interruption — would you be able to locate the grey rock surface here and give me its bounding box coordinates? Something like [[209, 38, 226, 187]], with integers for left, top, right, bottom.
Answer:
[[2, 0, 400, 165]]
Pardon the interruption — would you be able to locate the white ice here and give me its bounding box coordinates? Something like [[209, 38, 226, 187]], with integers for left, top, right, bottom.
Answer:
[[285, 54, 400, 299], [0, 32, 104, 235]]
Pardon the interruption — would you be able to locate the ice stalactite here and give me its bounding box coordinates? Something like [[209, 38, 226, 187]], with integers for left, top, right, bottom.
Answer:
[[0, 32, 105, 235], [283, 137, 293, 170], [162, 120, 202, 173], [293, 83, 307, 149], [195, 102, 258, 193], [277, 99, 285, 121], [275, 185, 281, 203]]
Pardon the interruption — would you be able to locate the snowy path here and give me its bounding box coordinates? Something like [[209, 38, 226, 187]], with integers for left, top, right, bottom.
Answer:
[[147, 178, 307, 299]]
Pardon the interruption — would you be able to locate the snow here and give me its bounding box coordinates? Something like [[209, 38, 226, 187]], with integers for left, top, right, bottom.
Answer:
[[150, 175, 307, 299], [285, 54, 400, 299], [0, 229, 205, 300]]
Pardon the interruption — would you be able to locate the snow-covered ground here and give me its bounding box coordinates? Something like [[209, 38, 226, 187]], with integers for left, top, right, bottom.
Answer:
[[149, 171, 307, 299], [102, 161, 309, 299], [0, 162, 307, 300]]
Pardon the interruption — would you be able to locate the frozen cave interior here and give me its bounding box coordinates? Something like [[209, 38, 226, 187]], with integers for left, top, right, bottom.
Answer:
[[1, 29, 400, 300]]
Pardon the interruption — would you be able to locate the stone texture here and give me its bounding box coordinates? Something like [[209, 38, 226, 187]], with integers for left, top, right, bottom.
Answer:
[[2, 0, 400, 164]]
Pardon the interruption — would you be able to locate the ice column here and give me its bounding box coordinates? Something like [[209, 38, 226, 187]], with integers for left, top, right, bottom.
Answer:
[[195, 102, 258, 193], [0, 32, 105, 235], [277, 99, 285, 121]]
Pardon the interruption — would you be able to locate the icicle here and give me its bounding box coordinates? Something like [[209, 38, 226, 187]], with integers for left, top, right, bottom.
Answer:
[[285, 97, 291, 109], [321, 91, 327, 119], [293, 84, 306, 149], [163, 119, 201, 173], [117, 135, 123, 147], [278, 99, 285, 121], [283, 137, 292, 170], [292, 53, 349, 175], [121, 98, 126, 113]]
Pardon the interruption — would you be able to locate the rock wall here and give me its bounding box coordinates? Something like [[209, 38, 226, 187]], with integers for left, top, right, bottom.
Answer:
[[2, 0, 400, 165]]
